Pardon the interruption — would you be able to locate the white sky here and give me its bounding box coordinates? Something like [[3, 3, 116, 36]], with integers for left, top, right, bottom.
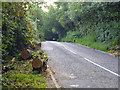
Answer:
[[41, 0, 58, 12]]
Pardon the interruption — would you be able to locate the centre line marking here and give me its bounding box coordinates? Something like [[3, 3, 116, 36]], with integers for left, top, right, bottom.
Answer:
[[50, 41, 77, 54], [64, 46, 77, 54], [84, 58, 120, 77]]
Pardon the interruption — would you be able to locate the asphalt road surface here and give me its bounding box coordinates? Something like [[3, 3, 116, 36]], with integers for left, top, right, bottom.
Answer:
[[41, 41, 120, 88]]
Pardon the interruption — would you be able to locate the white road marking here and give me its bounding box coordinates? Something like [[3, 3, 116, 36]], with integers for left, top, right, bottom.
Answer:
[[84, 58, 120, 77], [50, 41, 77, 54], [49, 41, 63, 46], [95, 49, 115, 56], [47, 65, 60, 88], [64, 46, 77, 54], [61, 42, 120, 77], [49, 41, 120, 77]]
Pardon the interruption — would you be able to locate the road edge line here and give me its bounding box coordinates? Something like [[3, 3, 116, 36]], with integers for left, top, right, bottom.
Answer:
[[84, 58, 120, 77], [47, 65, 60, 88]]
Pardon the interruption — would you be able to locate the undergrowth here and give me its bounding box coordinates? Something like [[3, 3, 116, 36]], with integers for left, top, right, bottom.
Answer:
[[2, 59, 47, 88], [61, 34, 119, 53]]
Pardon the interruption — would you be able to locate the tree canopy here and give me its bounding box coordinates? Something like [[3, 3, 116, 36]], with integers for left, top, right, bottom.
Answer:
[[2, 2, 120, 60]]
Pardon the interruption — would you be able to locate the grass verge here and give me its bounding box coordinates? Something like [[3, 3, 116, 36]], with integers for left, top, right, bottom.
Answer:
[[61, 34, 119, 54], [2, 59, 47, 88], [75, 35, 108, 51]]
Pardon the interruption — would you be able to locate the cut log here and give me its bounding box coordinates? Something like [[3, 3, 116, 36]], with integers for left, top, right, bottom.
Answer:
[[21, 49, 34, 59], [32, 56, 43, 69], [37, 43, 41, 48], [21, 49, 31, 59], [21, 48, 44, 60]]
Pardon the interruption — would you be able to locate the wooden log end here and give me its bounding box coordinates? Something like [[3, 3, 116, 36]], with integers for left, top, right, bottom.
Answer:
[[21, 50, 31, 59], [37, 43, 41, 48], [32, 58, 42, 69]]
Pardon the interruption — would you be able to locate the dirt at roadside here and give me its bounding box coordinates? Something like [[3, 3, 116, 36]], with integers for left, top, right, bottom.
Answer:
[[43, 70, 56, 88]]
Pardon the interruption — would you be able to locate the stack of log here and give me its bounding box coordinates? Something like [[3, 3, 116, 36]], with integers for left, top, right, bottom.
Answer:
[[21, 41, 48, 72], [2, 41, 47, 73]]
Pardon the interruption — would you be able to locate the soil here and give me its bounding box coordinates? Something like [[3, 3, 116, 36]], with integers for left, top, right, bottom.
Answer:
[[44, 70, 56, 88]]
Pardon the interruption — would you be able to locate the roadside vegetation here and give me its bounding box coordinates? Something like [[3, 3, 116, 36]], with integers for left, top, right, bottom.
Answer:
[[58, 2, 120, 54], [36, 2, 120, 55], [2, 59, 47, 88], [2, 2, 48, 88], [2, 2, 120, 61]]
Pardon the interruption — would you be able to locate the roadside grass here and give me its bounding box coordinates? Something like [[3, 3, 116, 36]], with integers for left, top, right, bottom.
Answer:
[[108, 50, 115, 53], [75, 35, 108, 52], [61, 34, 118, 53], [2, 59, 47, 88]]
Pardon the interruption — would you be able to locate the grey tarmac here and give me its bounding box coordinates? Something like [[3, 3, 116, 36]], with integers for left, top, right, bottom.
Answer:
[[41, 41, 119, 88]]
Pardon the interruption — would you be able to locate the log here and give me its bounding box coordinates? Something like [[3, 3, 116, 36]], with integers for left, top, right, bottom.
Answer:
[[32, 56, 43, 72], [32, 58, 42, 69], [21, 48, 44, 60], [21, 49, 31, 59], [32, 54, 48, 72], [21, 49, 34, 59], [37, 43, 41, 48]]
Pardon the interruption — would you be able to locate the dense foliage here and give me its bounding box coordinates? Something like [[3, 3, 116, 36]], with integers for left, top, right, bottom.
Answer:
[[60, 2, 120, 44], [2, 2, 120, 60], [38, 2, 120, 51], [2, 2, 37, 60]]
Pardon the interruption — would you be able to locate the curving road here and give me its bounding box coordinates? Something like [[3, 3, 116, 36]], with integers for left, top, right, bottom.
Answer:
[[41, 41, 119, 88]]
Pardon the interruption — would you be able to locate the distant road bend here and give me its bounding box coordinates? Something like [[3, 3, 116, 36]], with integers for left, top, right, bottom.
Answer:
[[42, 41, 119, 88]]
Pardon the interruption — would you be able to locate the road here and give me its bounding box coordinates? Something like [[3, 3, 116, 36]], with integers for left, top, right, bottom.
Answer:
[[41, 41, 119, 88]]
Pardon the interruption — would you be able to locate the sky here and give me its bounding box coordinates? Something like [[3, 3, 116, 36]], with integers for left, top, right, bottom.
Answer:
[[41, 0, 57, 12]]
